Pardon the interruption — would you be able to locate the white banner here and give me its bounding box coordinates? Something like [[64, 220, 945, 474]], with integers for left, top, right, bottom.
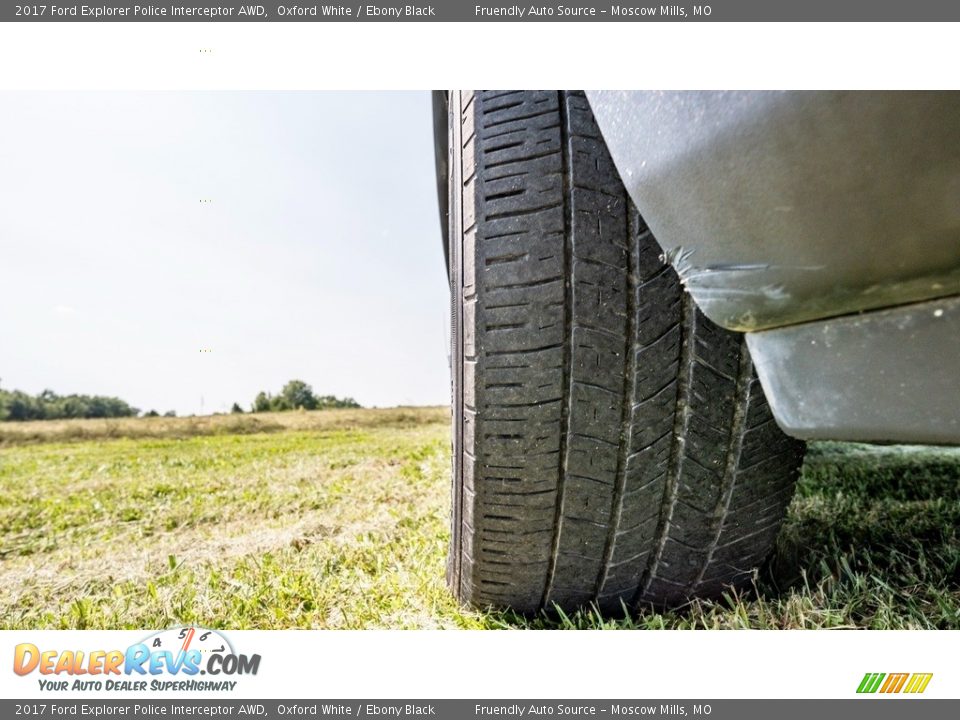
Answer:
[[1, 630, 955, 700]]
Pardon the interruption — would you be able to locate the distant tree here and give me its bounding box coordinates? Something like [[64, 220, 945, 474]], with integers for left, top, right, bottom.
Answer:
[[60, 396, 88, 418], [249, 381, 360, 414], [1, 391, 42, 421], [280, 379, 318, 410], [270, 395, 293, 412], [315, 395, 361, 409], [230, 403, 244, 414], [253, 391, 272, 413], [144, 410, 160, 417]]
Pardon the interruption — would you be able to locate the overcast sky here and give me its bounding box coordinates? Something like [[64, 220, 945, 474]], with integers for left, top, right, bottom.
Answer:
[[0, 92, 450, 415]]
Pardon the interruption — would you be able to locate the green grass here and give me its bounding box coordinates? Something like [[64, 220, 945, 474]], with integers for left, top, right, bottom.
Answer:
[[1, 409, 958, 629]]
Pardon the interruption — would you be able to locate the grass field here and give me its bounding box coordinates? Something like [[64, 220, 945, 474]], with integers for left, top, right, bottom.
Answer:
[[1, 407, 958, 629]]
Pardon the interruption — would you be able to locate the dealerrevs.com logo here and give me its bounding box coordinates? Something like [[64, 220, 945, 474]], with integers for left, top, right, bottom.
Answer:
[[13, 627, 260, 692]]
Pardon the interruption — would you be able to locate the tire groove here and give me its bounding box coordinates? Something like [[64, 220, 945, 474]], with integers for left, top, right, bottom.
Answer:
[[693, 338, 752, 590], [636, 292, 696, 604], [595, 201, 638, 601], [450, 90, 467, 602], [540, 90, 573, 611]]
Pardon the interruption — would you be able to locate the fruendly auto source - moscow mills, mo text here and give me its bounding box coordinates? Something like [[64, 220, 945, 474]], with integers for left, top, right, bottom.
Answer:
[[475, 5, 707, 17]]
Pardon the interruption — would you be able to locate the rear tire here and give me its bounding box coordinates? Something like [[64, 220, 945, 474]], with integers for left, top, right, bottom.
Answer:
[[446, 90, 805, 614]]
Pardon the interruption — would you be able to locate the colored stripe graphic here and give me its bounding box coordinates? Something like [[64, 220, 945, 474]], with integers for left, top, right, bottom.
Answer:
[[904, 673, 934, 694], [857, 672, 932, 694], [857, 673, 885, 693], [880, 673, 909, 693]]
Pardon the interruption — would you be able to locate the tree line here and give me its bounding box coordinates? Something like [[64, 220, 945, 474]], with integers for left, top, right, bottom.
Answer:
[[0, 379, 359, 421], [243, 379, 360, 413], [0, 386, 138, 422]]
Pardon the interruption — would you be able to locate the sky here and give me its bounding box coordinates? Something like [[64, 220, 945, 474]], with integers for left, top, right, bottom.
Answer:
[[0, 92, 451, 415]]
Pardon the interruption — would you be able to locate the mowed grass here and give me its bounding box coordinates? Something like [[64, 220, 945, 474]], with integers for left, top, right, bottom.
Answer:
[[1, 408, 958, 629]]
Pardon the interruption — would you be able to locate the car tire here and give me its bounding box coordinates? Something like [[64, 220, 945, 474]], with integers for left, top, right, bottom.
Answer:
[[446, 90, 806, 614]]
